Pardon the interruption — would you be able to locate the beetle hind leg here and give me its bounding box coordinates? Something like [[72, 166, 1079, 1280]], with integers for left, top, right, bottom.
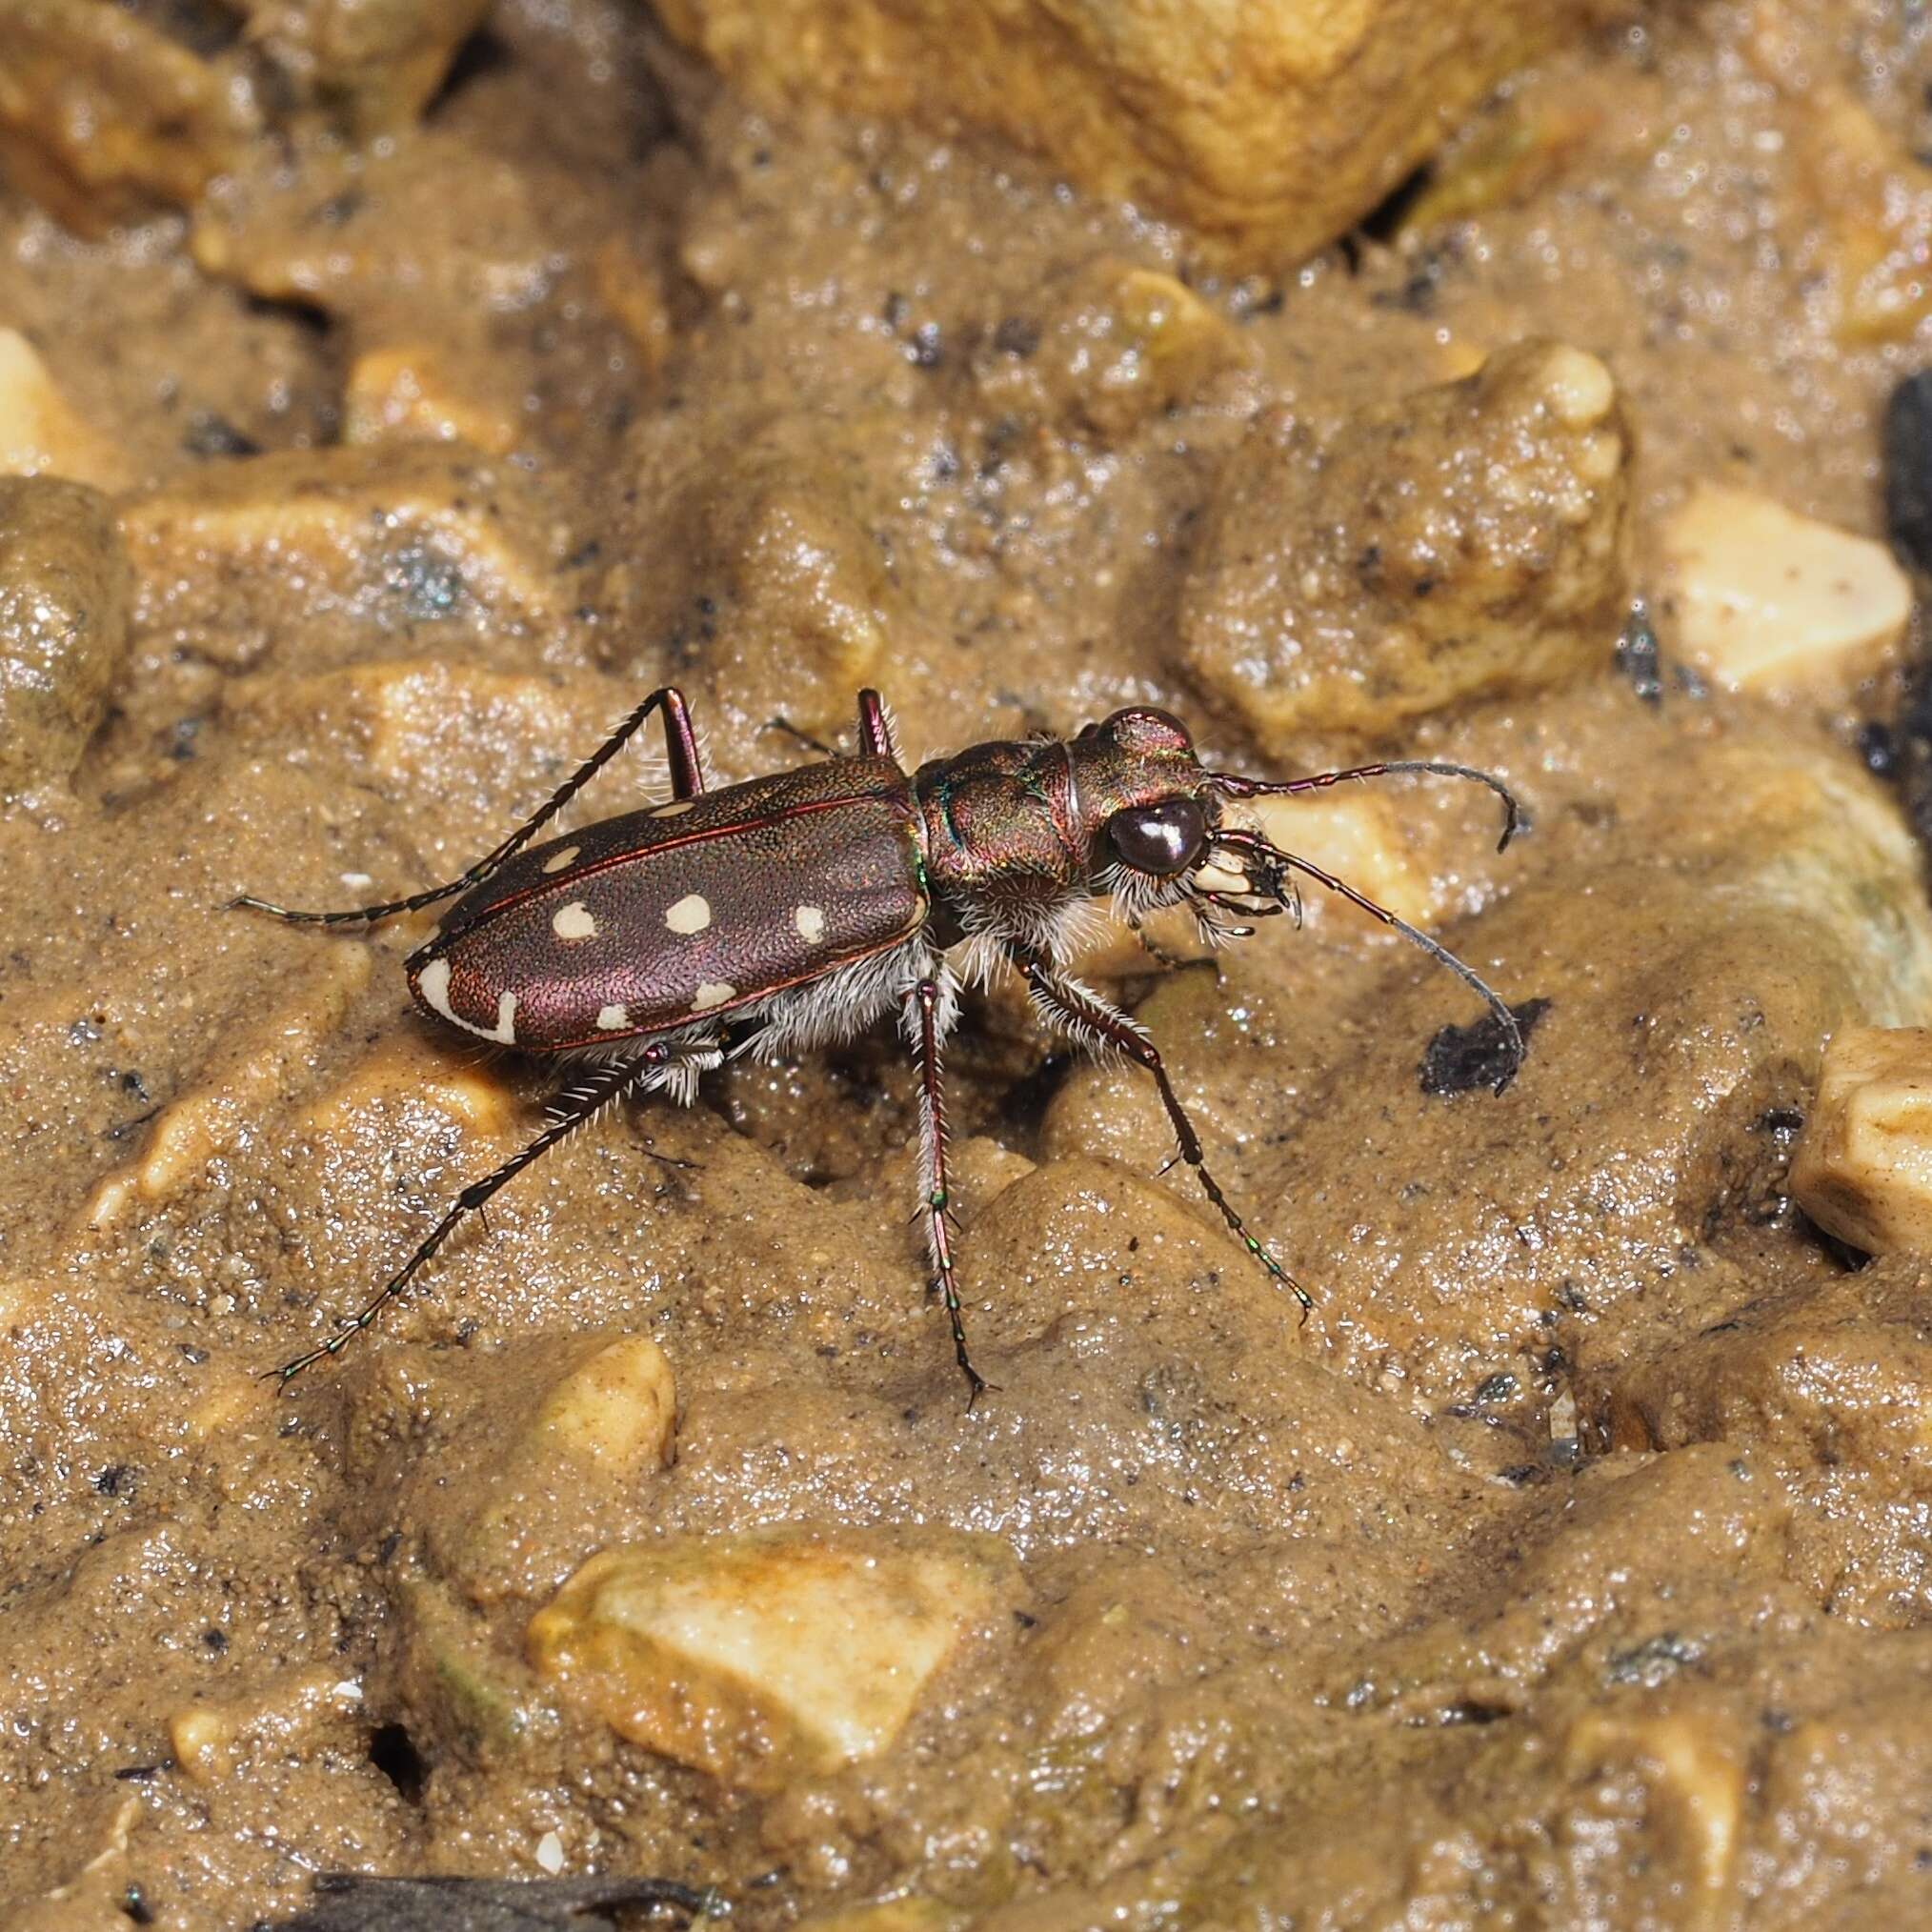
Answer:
[[231, 685, 709, 929], [268, 1036, 712, 1386]]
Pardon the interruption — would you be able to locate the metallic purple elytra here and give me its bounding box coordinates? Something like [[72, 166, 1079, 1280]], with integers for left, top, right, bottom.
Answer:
[[234, 687, 1524, 1401]]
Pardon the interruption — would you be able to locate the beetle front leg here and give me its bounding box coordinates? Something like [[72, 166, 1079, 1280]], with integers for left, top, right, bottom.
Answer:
[[907, 975, 989, 1407], [1007, 950, 1312, 1315], [232, 685, 709, 928]]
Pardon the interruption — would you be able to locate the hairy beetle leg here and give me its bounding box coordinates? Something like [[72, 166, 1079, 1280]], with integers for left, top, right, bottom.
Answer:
[[1010, 951, 1314, 1316], [266, 1041, 708, 1387], [230, 686, 708, 929], [910, 976, 992, 1407]]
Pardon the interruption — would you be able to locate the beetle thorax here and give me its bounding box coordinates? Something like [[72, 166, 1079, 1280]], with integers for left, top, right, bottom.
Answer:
[[912, 707, 1216, 962]]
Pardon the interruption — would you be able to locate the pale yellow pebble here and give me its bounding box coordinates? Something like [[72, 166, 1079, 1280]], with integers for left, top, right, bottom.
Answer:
[[82, 1172, 139, 1229], [533, 1334, 678, 1472], [527, 1529, 1021, 1788], [1536, 343, 1615, 427], [169, 1706, 232, 1784], [1242, 791, 1440, 928], [1660, 483, 1910, 694], [98, 941, 372, 1209], [795, 1902, 965, 1932], [298, 1042, 512, 1139], [1565, 1710, 1744, 1917], [1791, 1027, 1932, 1253], [1437, 335, 1490, 380], [343, 345, 520, 455], [0, 330, 133, 489]]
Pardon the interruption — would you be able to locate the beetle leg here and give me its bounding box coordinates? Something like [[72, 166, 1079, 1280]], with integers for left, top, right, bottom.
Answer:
[[267, 1038, 707, 1386], [763, 716, 835, 756], [907, 975, 989, 1406], [1007, 949, 1312, 1315], [231, 686, 709, 927], [857, 689, 902, 763]]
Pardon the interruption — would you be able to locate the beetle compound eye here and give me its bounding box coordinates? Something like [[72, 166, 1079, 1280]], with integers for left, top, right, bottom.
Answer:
[[1107, 798, 1207, 875]]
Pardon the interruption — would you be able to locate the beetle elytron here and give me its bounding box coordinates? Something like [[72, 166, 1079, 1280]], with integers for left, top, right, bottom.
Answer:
[[237, 687, 1522, 1402]]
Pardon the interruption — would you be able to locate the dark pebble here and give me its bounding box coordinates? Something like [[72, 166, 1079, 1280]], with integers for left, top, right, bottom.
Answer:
[[1884, 369, 1932, 574], [1419, 997, 1552, 1098]]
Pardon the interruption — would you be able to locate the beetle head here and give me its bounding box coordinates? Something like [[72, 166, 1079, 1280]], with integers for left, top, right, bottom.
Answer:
[[1066, 707, 1227, 917], [1072, 712, 1528, 1086]]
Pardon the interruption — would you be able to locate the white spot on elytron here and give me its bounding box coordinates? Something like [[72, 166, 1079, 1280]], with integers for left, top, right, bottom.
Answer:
[[794, 904, 826, 944], [693, 980, 735, 1012], [552, 901, 597, 941], [418, 956, 518, 1044], [416, 955, 457, 1024], [665, 893, 712, 935], [596, 1003, 629, 1030], [652, 799, 695, 818], [541, 845, 580, 874]]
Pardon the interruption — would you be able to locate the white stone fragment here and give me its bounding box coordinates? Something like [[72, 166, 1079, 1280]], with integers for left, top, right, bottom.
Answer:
[[1217, 792, 1440, 927], [0, 330, 131, 487], [533, 1334, 678, 1473], [1660, 484, 1910, 694], [527, 1530, 1020, 1789], [1791, 1026, 1932, 1253]]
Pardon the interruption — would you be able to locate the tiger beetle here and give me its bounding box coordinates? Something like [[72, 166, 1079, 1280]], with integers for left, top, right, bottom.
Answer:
[[235, 688, 1523, 1404]]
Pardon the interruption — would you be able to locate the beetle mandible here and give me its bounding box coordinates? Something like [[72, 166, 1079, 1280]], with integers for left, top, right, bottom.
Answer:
[[236, 687, 1523, 1403]]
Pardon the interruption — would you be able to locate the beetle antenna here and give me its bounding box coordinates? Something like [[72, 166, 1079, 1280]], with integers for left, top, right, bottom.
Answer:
[[1213, 828, 1525, 1092], [1209, 760, 1522, 853]]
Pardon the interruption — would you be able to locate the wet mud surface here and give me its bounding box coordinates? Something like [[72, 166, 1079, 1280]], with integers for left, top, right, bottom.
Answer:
[[6, 3, 1932, 1927]]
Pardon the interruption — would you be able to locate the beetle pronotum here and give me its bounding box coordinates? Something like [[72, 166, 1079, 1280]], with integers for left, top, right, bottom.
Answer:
[[236, 687, 1522, 1402]]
